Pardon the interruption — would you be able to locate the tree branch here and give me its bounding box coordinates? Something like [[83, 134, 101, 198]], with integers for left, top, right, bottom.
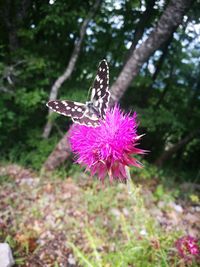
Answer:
[[110, 0, 193, 104], [42, 0, 102, 138], [154, 129, 200, 167]]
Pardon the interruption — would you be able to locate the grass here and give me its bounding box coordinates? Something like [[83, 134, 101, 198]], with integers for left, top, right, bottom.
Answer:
[[0, 163, 199, 266], [69, 179, 183, 267]]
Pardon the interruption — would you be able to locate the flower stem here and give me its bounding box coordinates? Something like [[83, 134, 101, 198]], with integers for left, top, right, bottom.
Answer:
[[125, 166, 132, 194]]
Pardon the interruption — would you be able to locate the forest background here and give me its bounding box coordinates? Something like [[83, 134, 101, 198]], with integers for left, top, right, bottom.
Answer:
[[0, 0, 200, 266], [0, 0, 200, 177]]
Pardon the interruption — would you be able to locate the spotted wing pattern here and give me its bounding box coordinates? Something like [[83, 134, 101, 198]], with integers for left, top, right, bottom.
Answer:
[[90, 59, 110, 118], [47, 100, 86, 118], [72, 116, 99, 127], [46, 60, 110, 127]]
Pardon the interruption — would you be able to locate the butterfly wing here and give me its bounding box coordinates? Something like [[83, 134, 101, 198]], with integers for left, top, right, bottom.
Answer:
[[47, 100, 86, 118], [72, 116, 99, 127], [90, 59, 110, 118], [46, 60, 110, 127]]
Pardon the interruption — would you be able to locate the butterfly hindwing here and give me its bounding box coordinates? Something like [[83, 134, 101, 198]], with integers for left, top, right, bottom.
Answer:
[[47, 100, 86, 118], [90, 59, 110, 118], [72, 116, 99, 127]]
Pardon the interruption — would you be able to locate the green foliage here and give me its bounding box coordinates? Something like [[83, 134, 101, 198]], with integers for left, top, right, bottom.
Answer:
[[0, 0, 199, 176], [9, 131, 59, 169], [85, 185, 119, 213], [15, 88, 46, 110], [130, 159, 160, 180], [0, 175, 12, 185], [153, 184, 179, 203]]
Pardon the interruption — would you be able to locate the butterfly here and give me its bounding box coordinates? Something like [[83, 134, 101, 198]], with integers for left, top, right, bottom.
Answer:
[[46, 59, 110, 127]]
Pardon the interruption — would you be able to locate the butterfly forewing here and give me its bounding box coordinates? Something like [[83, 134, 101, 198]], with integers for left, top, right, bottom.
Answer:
[[100, 91, 110, 118], [47, 100, 86, 118], [90, 60, 110, 118]]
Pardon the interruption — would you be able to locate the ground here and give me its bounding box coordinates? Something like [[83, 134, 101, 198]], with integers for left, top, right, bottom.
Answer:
[[0, 164, 199, 267]]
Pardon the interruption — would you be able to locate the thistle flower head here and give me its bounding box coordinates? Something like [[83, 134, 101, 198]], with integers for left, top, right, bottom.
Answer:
[[175, 235, 200, 261], [69, 106, 145, 182]]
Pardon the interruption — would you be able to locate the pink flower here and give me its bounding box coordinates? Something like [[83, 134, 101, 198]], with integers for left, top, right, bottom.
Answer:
[[69, 106, 146, 182], [175, 235, 200, 261]]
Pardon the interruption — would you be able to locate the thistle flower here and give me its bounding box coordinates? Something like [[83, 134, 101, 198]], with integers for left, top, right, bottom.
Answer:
[[175, 235, 200, 261], [69, 106, 145, 182]]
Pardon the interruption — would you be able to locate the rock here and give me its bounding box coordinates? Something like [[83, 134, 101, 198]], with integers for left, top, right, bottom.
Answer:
[[171, 203, 183, 213], [122, 207, 129, 216], [19, 177, 40, 186], [110, 208, 121, 219], [68, 253, 76, 265], [0, 243, 15, 267]]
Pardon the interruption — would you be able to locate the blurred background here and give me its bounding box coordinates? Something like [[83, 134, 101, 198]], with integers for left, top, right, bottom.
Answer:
[[0, 1, 200, 266], [0, 0, 200, 180]]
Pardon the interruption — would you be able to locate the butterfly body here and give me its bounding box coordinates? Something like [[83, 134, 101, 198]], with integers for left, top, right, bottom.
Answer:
[[85, 101, 101, 118], [46, 60, 110, 127]]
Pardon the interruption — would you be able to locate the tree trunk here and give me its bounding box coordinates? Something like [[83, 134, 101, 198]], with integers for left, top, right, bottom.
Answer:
[[154, 130, 199, 167], [42, 0, 102, 138], [43, 133, 72, 171], [43, 0, 193, 171], [110, 0, 193, 104]]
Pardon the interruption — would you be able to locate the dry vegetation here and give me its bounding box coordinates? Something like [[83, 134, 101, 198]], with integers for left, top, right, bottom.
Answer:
[[0, 164, 199, 266]]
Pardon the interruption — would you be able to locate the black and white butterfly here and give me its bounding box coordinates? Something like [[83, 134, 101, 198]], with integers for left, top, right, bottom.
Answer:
[[46, 60, 110, 127]]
